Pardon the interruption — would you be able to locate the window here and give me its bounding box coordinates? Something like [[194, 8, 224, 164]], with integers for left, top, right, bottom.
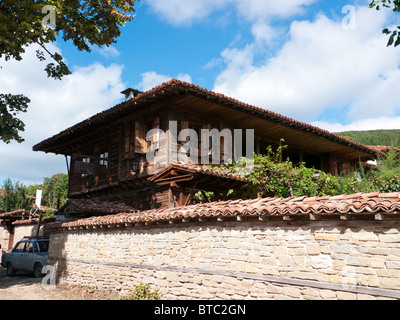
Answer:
[[37, 241, 49, 253], [81, 157, 91, 178], [26, 242, 36, 252], [100, 148, 109, 169], [13, 241, 26, 252]]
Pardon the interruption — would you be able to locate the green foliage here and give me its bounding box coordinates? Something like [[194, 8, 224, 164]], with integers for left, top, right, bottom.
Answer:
[[0, 178, 31, 212], [1, 0, 137, 74], [0, 93, 30, 143], [42, 173, 69, 209], [216, 141, 400, 199], [0, 0, 137, 143], [119, 283, 160, 300], [0, 173, 68, 213], [369, 0, 400, 47], [26, 173, 69, 209], [336, 129, 400, 148], [363, 148, 400, 192], [243, 142, 347, 198]]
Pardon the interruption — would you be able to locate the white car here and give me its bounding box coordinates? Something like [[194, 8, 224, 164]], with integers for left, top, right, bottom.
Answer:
[[1, 237, 49, 278]]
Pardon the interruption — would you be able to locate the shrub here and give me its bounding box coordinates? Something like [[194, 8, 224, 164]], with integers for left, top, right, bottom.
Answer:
[[119, 283, 160, 300], [215, 141, 400, 199]]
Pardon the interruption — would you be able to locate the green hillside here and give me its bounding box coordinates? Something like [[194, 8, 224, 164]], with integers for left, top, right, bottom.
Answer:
[[335, 129, 400, 148]]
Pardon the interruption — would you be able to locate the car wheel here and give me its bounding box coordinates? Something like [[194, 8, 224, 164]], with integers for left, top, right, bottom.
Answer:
[[33, 263, 43, 278], [6, 262, 16, 277]]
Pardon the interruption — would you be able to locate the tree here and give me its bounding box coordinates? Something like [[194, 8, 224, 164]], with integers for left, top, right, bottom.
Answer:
[[41, 173, 68, 209], [370, 0, 400, 47], [0, 178, 31, 212], [26, 173, 69, 208], [0, 0, 137, 143], [0, 94, 30, 143]]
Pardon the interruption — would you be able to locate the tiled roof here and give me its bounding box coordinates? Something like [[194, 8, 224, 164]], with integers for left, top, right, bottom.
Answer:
[[366, 145, 400, 153], [0, 209, 30, 218], [33, 79, 379, 157], [58, 199, 137, 215], [12, 217, 56, 226], [47, 191, 400, 230], [148, 163, 250, 183]]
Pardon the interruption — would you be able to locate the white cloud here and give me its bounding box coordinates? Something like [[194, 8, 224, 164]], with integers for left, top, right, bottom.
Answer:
[[146, 0, 316, 26], [137, 71, 192, 91], [96, 46, 120, 59], [146, 0, 228, 26], [251, 21, 281, 46], [235, 0, 317, 22], [213, 6, 400, 124], [0, 43, 126, 184], [312, 116, 400, 132]]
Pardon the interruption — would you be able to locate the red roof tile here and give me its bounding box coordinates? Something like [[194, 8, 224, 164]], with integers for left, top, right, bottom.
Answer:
[[59, 199, 137, 215], [47, 192, 400, 230], [365, 145, 400, 153], [148, 163, 250, 183], [0, 209, 30, 218]]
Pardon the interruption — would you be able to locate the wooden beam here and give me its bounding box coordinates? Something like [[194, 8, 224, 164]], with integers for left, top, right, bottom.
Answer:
[[153, 174, 194, 185], [179, 187, 185, 206], [184, 181, 198, 206], [168, 185, 174, 208]]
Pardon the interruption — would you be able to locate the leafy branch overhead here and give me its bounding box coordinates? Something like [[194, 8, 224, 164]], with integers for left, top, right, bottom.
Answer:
[[0, 0, 137, 143], [370, 0, 400, 47], [0, 94, 30, 143]]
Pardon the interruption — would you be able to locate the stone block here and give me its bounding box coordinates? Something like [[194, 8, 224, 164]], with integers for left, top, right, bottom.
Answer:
[[385, 261, 400, 269], [288, 271, 329, 282], [320, 289, 337, 300], [337, 291, 357, 300], [352, 232, 378, 241], [346, 257, 370, 267], [330, 245, 352, 254], [315, 234, 339, 241], [379, 234, 400, 243], [282, 287, 301, 299], [307, 244, 321, 255]]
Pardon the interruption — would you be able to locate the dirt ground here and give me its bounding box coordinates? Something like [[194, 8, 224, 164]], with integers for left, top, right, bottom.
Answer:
[[0, 267, 118, 300]]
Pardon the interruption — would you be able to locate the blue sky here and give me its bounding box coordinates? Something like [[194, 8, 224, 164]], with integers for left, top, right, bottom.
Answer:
[[1, 0, 400, 185]]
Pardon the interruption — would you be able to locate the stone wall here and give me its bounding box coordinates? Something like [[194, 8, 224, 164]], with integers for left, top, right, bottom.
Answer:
[[14, 223, 47, 243], [48, 220, 400, 300], [0, 225, 9, 253], [0, 222, 46, 253]]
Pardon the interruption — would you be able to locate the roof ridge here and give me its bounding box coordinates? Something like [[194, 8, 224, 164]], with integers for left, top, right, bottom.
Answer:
[[33, 79, 380, 156]]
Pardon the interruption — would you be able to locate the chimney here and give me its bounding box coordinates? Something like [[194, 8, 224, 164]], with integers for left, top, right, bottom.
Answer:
[[121, 88, 142, 101]]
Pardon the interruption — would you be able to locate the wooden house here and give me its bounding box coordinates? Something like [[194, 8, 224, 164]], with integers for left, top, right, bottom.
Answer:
[[33, 79, 378, 214]]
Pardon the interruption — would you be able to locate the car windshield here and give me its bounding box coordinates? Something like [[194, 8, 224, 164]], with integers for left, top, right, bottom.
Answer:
[[37, 241, 49, 252]]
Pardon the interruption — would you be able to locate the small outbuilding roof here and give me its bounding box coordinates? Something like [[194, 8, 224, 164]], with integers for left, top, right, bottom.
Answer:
[[148, 163, 249, 191]]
